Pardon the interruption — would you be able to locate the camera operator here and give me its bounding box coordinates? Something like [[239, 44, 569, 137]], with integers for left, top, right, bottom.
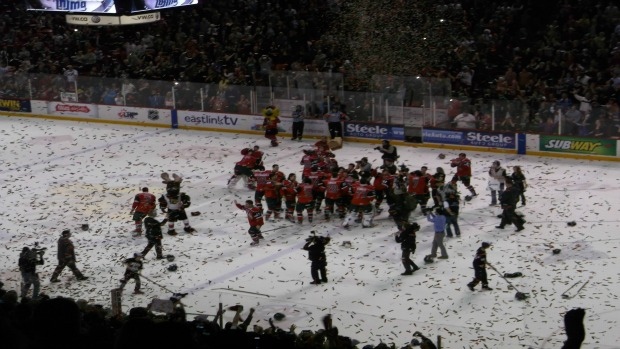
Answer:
[[375, 140, 398, 174], [19, 245, 45, 299], [355, 157, 372, 179], [303, 232, 331, 285]]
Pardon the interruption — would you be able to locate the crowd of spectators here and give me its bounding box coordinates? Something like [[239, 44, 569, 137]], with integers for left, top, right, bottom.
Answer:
[[0, 1, 619, 135], [0, 282, 436, 349]]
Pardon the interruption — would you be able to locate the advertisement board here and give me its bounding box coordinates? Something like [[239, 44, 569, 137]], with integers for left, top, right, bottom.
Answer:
[[344, 122, 405, 141], [0, 98, 32, 113], [98, 105, 171, 125], [539, 135, 617, 156], [177, 110, 330, 137], [131, 0, 198, 12], [47, 101, 98, 118], [26, 0, 117, 13], [422, 128, 516, 149]]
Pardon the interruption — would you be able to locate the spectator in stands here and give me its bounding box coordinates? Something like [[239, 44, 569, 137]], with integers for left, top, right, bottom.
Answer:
[[452, 109, 477, 129]]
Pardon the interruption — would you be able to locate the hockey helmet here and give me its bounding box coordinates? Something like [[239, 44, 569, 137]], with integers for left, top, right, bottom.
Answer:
[[273, 312, 286, 321], [166, 254, 175, 262]]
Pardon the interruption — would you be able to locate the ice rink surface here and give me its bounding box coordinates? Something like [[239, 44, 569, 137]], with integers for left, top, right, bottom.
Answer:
[[1, 116, 619, 348]]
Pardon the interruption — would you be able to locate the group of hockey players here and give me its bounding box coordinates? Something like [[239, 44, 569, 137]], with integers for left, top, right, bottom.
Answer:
[[119, 172, 197, 294], [226, 137, 499, 246]]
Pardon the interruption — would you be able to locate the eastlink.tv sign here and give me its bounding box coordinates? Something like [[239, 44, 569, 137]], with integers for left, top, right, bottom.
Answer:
[[344, 122, 404, 141], [423, 128, 515, 149]]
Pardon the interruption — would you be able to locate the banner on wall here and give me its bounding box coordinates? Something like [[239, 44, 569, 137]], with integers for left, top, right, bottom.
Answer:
[[422, 128, 516, 149], [98, 105, 171, 125], [47, 101, 98, 118], [539, 135, 616, 156], [177, 110, 329, 137], [344, 122, 405, 140], [0, 98, 31, 112]]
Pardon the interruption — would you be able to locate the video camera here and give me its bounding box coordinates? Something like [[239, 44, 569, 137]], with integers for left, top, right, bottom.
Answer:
[[32, 242, 47, 255], [170, 292, 188, 302], [305, 231, 330, 244]]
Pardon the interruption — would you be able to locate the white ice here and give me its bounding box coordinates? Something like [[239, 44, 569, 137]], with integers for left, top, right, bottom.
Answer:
[[1, 116, 619, 348]]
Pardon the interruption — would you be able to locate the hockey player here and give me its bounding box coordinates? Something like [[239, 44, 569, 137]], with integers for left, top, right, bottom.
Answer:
[[252, 167, 272, 210], [130, 187, 157, 236], [158, 188, 196, 235], [228, 148, 256, 189], [262, 104, 281, 147], [141, 211, 168, 258], [343, 176, 375, 228], [296, 177, 316, 224], [300, 148, 319, 178], [407, 169, 431, 214], [280, 173, 298, 222], [251, 145, 265, 170], [314, 136, 330, 152], [234, 199, 264, 246], [373, 167, 394, 214], [467, 242, 493, 291], [118, 253, 144, 295], [430, 167, 446, 208], [263, 173, 283, 221], [323, 169, 348, 220], [450, 153, 478, 200], [306, 165, 328, 212]]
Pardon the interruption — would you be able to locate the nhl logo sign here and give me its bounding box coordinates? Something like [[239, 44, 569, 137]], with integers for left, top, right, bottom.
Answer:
[[148, 110, 159, 120]]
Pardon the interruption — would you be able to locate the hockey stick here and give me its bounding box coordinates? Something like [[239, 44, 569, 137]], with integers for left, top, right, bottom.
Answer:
[[261, 225, 290, 233], [140, 273, 176, 294], [561, 280, 589, 299], [487, 263, 529, 300]]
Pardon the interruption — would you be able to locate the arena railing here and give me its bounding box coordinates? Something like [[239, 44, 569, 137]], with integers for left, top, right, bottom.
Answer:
[[7, 72, 618, 140]]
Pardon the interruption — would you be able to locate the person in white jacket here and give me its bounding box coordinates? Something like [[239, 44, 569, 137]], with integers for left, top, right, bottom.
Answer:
[[488, 160, 507, 206], [452, 110, 477, 129]]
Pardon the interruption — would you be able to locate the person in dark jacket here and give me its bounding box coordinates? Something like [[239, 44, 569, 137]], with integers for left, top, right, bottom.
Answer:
[[496, 179, 525, 232], [19, 246, 43, 298], [467, 242, 492, 291], [303, 232, 331, 284], [50, 230, 88, 283], [141, 212, 168, 259], [510, 165, 527, 206], [397, 222, 420, 275], [118, 253, 144, 295]]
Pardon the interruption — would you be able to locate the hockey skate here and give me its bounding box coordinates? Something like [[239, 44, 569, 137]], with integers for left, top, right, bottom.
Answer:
[[184, 226, 196, 233], [167, 229, 178, 236]]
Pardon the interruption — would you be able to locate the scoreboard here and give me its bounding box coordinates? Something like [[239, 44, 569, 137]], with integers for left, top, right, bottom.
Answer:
[[26, 0, 199, 13]]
